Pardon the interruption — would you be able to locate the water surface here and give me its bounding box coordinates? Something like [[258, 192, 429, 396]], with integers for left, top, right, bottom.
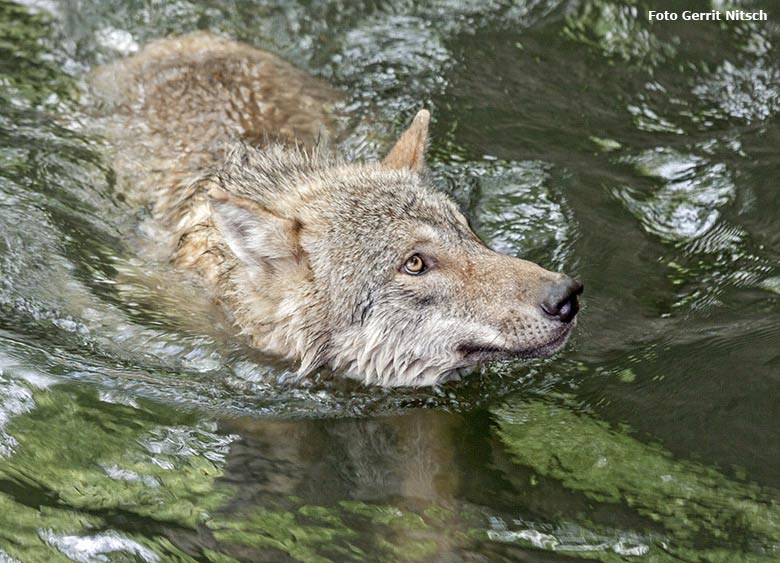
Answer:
[[1, 0, 779, 561]]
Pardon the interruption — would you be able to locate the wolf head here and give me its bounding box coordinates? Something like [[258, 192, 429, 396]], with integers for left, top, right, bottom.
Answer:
[[207, 110, 582, 387]]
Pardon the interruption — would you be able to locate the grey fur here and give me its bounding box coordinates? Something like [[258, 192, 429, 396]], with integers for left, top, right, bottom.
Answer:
[[91, 33, 580, 387]]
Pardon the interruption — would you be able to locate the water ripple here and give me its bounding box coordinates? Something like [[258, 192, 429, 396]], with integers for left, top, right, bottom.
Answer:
[[615, 147, 735, 242], [39, 530, 159, 563], [436, 159, 575, 270], [693, 61, 780, 122]]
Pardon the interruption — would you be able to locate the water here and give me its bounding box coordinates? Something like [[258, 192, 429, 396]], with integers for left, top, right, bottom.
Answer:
[[1, 0, 779, 560]]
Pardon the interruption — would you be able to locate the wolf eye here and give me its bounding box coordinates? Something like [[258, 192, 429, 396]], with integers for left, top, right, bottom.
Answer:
[[402, 254, 427, 275]]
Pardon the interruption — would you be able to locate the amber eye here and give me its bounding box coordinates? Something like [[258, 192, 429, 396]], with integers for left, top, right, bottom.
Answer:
[[402, 254, 427, 275]]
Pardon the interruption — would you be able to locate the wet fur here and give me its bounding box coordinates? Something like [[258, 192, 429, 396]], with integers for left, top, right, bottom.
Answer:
[[92, 32, 576, 387]]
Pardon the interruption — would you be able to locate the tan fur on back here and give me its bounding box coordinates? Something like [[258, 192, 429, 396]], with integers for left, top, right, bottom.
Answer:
[[91, 31, 337, 340]]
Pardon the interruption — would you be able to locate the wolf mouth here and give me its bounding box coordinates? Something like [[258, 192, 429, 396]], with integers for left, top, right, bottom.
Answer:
[[456, 325, 573, 363]]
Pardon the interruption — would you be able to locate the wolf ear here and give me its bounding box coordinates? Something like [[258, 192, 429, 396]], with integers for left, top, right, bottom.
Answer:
[[208, 188, 302, 268], [383, 109, 430, 172]]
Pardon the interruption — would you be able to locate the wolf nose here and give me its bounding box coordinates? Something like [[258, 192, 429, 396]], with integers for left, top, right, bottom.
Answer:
[[541, 276, 583, 323]]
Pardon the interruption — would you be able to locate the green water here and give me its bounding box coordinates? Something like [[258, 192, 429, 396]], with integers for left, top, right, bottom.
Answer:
[[1, 0, 779, 561]]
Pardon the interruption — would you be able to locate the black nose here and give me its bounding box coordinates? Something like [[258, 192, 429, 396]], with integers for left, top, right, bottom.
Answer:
[[541, 276, 583, 323]]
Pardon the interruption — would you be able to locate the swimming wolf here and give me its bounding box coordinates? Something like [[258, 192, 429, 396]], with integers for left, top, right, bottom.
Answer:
[[92, 33, 582, 387]]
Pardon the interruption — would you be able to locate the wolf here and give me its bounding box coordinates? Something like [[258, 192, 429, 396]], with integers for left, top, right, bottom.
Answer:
[[91, 32, 582, 387]]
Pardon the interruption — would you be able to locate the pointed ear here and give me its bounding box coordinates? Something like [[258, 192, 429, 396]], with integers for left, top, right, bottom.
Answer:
[[383, 109, 430, 171], [208, 187, 302, 267]]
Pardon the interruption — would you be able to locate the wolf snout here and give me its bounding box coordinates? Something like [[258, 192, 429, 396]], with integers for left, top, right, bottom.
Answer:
[[540, 276, 583, 323]]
